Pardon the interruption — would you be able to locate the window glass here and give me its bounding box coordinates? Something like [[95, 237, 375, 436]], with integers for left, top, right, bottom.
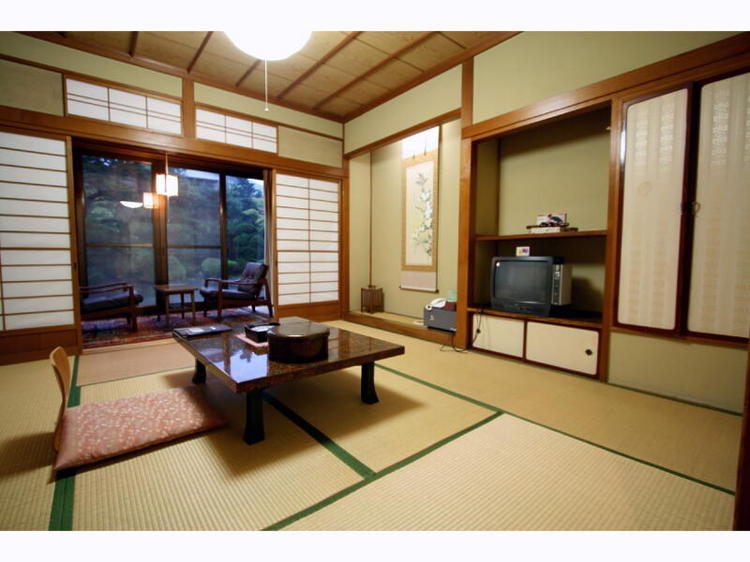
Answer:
[[166, 168, 220, 246], [82, 155, 155, 305], [226, 175, 266, 278], [82, 155, 153, 244], [86, 246, 155, 305], [168, 248, 221, 300]]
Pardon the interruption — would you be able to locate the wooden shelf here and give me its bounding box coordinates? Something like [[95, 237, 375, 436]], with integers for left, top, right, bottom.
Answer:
[[474, 229, 608, 242], [468, 306, 603, 329]]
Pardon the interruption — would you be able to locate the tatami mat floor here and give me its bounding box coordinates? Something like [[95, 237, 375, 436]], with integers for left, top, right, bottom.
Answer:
[[0, 320, 743, 536]]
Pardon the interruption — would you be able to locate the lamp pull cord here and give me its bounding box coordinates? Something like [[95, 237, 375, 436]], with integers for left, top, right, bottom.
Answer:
[[264, 60, 269, 112]]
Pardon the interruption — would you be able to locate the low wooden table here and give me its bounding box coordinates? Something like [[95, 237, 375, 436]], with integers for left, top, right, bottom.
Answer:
[[173, 317, 405, 444], [154, 284, 196, 327]]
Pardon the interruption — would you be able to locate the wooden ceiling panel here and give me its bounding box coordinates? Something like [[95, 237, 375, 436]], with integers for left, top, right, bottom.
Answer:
[[266, 54, 320, 82], [339, 79, 389, 105], [136, 32, 201, 68], [301, 31, 351, 59], [317, 95, 361, 116], [440, 31, 493, 48], [365, 59, 422, 90], [357, 31, 425, 53], [191, 51, 248, 83], [28, 30, 511, 121], [398, 33, 464, 70], [327, 39, 389, 74], [66, 32, 132, 53], [204, 32, 254, 65], [306, 63, 359, 94], [282, 82, 337, 108], [241, 70, 294, 99]]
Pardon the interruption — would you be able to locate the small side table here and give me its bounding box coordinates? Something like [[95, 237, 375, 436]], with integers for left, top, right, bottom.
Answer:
[[154, 284, 197, 328]]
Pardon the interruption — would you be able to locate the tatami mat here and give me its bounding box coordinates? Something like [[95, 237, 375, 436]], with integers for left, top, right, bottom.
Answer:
[[77, 340, 194, 386], [267, 367, 495, 472], [73, 372, 363, 530], [287, 415, 735, 531], [330, 321, 742, 491], [0, 358, 60, 530]]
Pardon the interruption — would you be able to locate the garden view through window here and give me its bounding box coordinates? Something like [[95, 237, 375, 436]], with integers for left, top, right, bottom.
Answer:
[[80, 151, 266, 306]]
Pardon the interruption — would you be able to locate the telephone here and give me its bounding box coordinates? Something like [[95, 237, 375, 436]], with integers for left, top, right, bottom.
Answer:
[[426, 298, 447, 310]]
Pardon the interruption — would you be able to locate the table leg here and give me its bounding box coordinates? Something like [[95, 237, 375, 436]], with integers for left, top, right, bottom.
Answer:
[[361, 362, 379, 404], [192, 360, 206, 384], [180, 293, 185, 319], [190, 292, 196, 323], [164, 293, 171, 328], [244, 389, 265, 444]]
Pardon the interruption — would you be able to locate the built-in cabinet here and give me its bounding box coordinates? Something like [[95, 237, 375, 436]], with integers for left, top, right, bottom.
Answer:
[[463, 58, 749, 383], [472, 314, 599, 375], [467, 106, 612, 378], [617, 70, 750, 341]]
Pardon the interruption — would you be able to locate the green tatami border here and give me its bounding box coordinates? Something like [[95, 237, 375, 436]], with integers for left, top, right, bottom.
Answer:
[[264, 411, 502, 530], [48, 354, 79, 531], [375, 363, 736, 496], [264, 391, 375, 479]]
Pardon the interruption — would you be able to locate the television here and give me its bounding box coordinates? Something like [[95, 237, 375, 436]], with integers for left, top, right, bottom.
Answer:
[[490, 256, 572, 317]]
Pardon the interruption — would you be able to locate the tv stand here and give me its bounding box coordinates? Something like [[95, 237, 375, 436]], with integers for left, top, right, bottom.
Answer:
[[469, 307, 601, 376]]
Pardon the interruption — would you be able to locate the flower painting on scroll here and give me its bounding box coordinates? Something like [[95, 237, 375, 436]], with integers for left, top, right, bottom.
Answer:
[[404, 159, 436, 267]]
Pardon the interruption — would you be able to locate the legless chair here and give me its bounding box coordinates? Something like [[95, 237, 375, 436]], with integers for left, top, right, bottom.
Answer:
[[50, 347, 227, 471]]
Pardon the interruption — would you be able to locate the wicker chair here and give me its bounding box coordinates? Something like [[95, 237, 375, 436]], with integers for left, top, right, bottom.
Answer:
[[199, 262, 273, 321]]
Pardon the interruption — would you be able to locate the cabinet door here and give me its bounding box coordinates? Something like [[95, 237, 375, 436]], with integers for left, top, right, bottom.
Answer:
[[618, 89, 688, 330], [525, 322, 599, 375], [472, 314, 524, 357], [688, 72, 750, 338]]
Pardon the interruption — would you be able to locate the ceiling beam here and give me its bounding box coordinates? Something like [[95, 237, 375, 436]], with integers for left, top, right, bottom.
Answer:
[[235, 60, 261, 87], [20, 31, 344, 122], [313, 31, 436, 111], [344, 31, 520, 120], [128, 32, 140, 57], [277, 32, 362, 100], [187, 31, 213, 74]]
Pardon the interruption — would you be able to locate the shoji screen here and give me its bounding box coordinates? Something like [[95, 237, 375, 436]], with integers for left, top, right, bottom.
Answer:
[[275, 173, 339, 306], [618, 89, 688, 330], [688, 72, 750, 338], [0, 131, 74, 331]]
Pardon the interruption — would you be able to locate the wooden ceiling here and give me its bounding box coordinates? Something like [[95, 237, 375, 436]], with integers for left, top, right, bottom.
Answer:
[[26, 31, 516, 122]]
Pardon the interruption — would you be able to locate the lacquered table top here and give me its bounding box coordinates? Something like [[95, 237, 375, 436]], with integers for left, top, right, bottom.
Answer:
[[173, 317, 405, 393]]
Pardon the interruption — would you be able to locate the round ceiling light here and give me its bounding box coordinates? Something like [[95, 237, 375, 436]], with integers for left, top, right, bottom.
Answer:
[[224, 30, 312, 61]]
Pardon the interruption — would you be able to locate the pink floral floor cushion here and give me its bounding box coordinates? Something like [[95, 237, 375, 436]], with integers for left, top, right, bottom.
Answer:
[[54, 386, 227, 471]]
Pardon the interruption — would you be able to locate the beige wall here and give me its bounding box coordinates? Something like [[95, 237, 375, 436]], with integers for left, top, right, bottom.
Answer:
[[497, 108, 610, 235], [0, 58, 63, 116], [366, 119, 461, 318], [194, 83, 342, 139], [277, 127, 342, 168], [0, 32, 181, 97], [473, 32, 737, 124], [348, 153, 372, 311], [344, 67, 461, 154], [609, 331, 747, 413]]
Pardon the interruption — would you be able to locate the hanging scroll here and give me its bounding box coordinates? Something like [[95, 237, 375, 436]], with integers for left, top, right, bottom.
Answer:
[[400, 127, 439, 292]]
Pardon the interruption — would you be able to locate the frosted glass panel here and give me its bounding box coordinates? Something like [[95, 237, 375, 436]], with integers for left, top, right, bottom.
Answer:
[[688, 72, 750, 338], [618, 89, 688, 330]]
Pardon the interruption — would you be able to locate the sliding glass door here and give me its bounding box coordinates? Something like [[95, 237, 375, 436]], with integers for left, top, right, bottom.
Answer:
[[77, 146, 266, 308], [80, 154, 156, 304], [166, 168, 221, 296]]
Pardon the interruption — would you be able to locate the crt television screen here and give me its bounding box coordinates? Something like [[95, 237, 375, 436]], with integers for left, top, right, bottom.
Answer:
[[494, 260, 549, 304]]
